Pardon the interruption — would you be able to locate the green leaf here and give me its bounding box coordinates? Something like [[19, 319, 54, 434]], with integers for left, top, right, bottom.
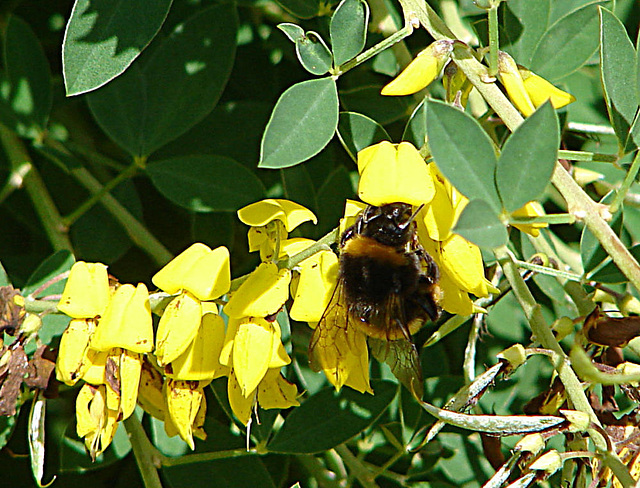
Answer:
[[23, 251, 74, 297], [274, 0, 321, 19], [296, 31, 333, 75], [402, 97, 428, 150], [147, 155, 265, 212], [62, 0, 172, 96], [599, 7, 639, 152], [330, 0, 369, 66], [588, 244, 640, 284], [87, 4, 238, 157], [0, 412, 18, 450], [337, 111, 390, 161], [316, 165, 355, 235], [277, 23, 305, 43], [267, 380, 397, 453], [453, 200, 508, 249], [0, 15, 52, 137], [280, 164, 318, 213], [340, 84, 410, 126], [496, 102, 559, 213], [259, 77, 338, 169], [426, 100, 501, 213], [530, 4, 601, 81], [0, 261, 9, 286], [580, 192, 623, 273], [501, 0, 551, 66]]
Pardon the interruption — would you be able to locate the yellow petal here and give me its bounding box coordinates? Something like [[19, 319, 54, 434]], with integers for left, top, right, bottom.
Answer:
[[224, 263, 291, 319], [165, 379, 204, 450], [58, 262, 110, 318], [153, 244, 231, 301], [279, 237, 315, 259], [155, 292, 202, 366], [81, 349, 108, 386], [238, 199, 317, 231], [247, 226, 268, 252], [511, 201, 548, 237], [137, 360, 166, 421], [119, 350, 142, 420], [257, 369, 300, 409], [381, 40, 453, 96], [443, 60, 473, 106], [232, 317, 274, 396], [438, 271, 474, 315], [168, 312, 228, 381], [519, 67, 576, 109], [56, 318, 94, 385], [227, 370, 254, 426], [439, 234, 490, 297], [421, 170, 456, 241], [498, 51, 535, 117], [219, 317, 239, 367], [269, 320, 291, 368], [289, 250, 339, 322], [90, 283, 153, 353], [340, 200, 367, 236], [76, 384, 102, 439], [357, 141, 435, 206]]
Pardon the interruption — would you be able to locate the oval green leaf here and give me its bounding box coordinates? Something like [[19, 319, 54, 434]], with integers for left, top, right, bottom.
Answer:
[[426, 100, 501, 213], [496, 102, 559, 213], [296, 31, 333, 75], [277, 23, 305, 43], [1, 15, 52, 137], [330, 0, 369, 66], [530, 4, 601, 81], [453, 199, 508, 250], [63, 0, 172, 96], [588, 244, 640, 284], [274, 0, 321, 19], [147, 155, 265, 212], [402, 97, 428, 150], [337, 111, 390, 161], [87, 4, 238, 157], [599, 7, 639, 152], [259, 77, 338, 169], [266, 380, 397, 454], [501, 0, 551, 66]]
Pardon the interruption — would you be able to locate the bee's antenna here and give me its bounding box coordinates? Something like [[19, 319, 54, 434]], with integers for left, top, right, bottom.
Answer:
[[400, 204, 425, 229]]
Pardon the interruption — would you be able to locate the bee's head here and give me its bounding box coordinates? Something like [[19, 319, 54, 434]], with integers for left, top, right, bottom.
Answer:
[[360, 203, 421, 246]]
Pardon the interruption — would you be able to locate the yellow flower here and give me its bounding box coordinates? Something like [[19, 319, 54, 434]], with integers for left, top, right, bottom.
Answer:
[[357, 141, 435, 206], [75, 384, 119, 460], [511, 201, 548, 237], [224, 263, 291, 319], [421, 163, 468, 241], [57, 262, 110, 318], [164, 379, 207, 449], [498, 51, 575, 116], [381, 40, 453, 96], [155, 291, 202, 366]]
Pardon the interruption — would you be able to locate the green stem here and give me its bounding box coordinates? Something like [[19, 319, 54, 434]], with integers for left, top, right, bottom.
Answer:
[[487, 5, 499, 77], [558, 149, 618, 164], [159, 448, 257, 467], [334, 23, 414, 76], [0, 124, 73, 252], [610, 150, 640, 213], [279, 226, 339, 270], [493, 246, 606, 447], [63, 163, 139, 226], [509, 213, 575, 225], [0, 159, 31, 204], [335, 445, 379, 488], [123, 416, 163, 488], [552, 164, 640, 291], [512, 259, 582, 282]]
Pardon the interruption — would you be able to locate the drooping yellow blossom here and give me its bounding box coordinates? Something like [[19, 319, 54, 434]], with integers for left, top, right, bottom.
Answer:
[[511, 201, 548, 237], [57, 262, 110, 318], [498, 51, 575, 116], [154, 291, 202, 366], [75, 384, 119, 460], [357, 141, 436, 206], [163, 379, 207, 449], [381, 40, 454, 96], [238, 199, 317, 261], [224, 263, 291, 319]]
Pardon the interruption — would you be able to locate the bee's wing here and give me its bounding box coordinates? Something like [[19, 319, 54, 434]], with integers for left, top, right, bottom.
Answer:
[[309, 279, 360, 373], [369, 292, 424, 398], [368, 336, 424, 399]]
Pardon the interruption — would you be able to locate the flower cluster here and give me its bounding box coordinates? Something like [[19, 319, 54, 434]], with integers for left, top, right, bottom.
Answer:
[[380, 41, 575, 115]]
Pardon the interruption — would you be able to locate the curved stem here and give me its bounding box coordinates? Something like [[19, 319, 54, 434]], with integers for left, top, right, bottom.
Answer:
[[123, 415, 163, 488]]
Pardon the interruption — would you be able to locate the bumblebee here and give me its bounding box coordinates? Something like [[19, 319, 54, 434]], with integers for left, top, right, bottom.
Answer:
[[309, 202, 441, 397]]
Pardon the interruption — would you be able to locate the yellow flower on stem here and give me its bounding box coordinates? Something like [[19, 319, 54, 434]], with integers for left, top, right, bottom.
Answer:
[[518, 66, 576, 110], [164, 379, 207, 449], [75, 384, 119, 460], [57, 262, 110, 318], [357, 141, 435, 206], [381, 40, 454, 96], [511, 201, 548, 237]]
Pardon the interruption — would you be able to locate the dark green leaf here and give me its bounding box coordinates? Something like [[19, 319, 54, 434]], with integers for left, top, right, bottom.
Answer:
[[259, 77, 338, 169], [23, 251, 74, 297], [588, 244, 640, 284], [147, 155, 265, 212], [530, 4, 601, 81], [267, 380, 396, 453], [87, 4, 238, 157], [501, 0, 551, 66], [402, 98, 428, 150], [0, 261, 9, 286], [330, 0, 369, 66], [274, 0, 321, 19], [296, 31, 332, 75], [277, 23, 305, 43], [62, 0, 172, 96], [0, 413, 18, 450], [0, 15, 52, 137], [599, 7, 639, 152], [337, 111, 390, 161], [280, 164, 318, 212], [453, 200, 508, 249], [426, 100, 501, 213], [496, 102, 559, 213], [340, 84, 410, 126]]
